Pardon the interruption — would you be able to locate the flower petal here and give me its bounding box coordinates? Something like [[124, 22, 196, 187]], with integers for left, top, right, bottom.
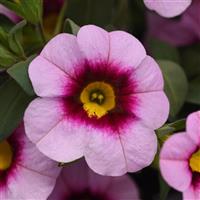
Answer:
[[119, 122, 157, 172], [36, 117, 87, 162], [18, 126, 60, 178], [160, 133, 195, 191], [29, 56, 70, 97], [109, 31, 146, 69], [85, 121, 157, 176], [160, 160, 192, 192], [133, 56, 164, 93], [85, 132, 127, 176], [47, 173, 70, 200], [48, 160, 89, 200], [132, 91, 169, 129], [24, 98, 86, 162], [49, 159, 140, 200], [41, 33, 84, 74], [0, 5, 20, 23], [144, 0, 192, 18], [24, 98, 65, 144], [7, 166, 57, 199], [108, 175, 140, 200], [147, 12, 198, 47], [4, 125, 60, 200], [184, 185, 200, 200], [186, 111, 200, 145], [160, 133, 196, 161], [77, 25, 110, 63], [88, 163, 140, 199]]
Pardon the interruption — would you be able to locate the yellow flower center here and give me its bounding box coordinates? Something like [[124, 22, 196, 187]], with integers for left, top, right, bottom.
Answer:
[[80, 81, 116, 119], [189, 149, 200, 173], [0, 140, 13, 171]]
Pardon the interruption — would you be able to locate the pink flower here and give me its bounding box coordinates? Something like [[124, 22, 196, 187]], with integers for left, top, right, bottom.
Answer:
[[0, 4, 20, 23], [144, 0, 192, 18], [0, 0, 64, 24], [0, 124, 60, 199], [24, 25, 169, 176], [147, 0, 200, 46], [48, 159, 140, 200], [160, 111, 200, 199]]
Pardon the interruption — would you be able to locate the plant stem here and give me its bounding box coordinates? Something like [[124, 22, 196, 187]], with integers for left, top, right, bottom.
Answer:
[[37, 23, 46, 44], [54, 0, 68, 35]]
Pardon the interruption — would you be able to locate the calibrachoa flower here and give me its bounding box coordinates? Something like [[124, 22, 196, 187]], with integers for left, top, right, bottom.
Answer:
[[0, 0, 64, 26], [0, 4, 20, 23], [0, 124, 60, 199], [147, 0, 200, 46], [160, 111, 200, 199], [144, 0, 192, 18], [48, 159, 140, 200], [24, 25, 169, 176]]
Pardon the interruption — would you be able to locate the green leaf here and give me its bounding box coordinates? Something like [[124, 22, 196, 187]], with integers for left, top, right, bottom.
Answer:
[[159, 175, 170, 200], [0, 79, 32, 140], [156, 119, 186, 139], [8, 20, 26, 56], [108, 0, 131, 30], [0, 27, 8, 47], [156, 126, 175, 137], [180, 44, 200, 79], [0, 44, 18, 68], [187, 76, 200, 104], [148, 38, 180, 63], [7, 55, 36, 96], [66, 0, 114, 27], [63, 19, 80, 35], [0, 0, 42, 24], [158, 60, 188, 118]]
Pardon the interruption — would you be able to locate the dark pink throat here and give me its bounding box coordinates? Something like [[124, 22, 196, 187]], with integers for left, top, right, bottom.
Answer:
[[61, 60, 139, 133]]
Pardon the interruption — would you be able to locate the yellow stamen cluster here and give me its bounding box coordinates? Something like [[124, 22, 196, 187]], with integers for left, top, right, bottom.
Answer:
[[80, 81, 115, 119], [0, 140, 13, 171], [189, 149, 200, 173]]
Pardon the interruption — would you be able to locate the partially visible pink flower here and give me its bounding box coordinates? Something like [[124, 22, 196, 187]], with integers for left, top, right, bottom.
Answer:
[[48, 159, 140, 200], [24, 25, 169, 176], [160, 111, 200, 199], [0, 4, 20, 23], [0, 0, 64, 24], [0, 124, 60, 199], [147, 0, 200, 46], [144, 0, 192, 18]]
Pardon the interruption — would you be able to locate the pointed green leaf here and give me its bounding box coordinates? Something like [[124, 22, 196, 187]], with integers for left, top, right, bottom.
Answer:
[[8, 20, 26, 56], [158, 60, 188, 118], [63, 19, 80, 35], [0, 44, 18, 68], [0, 79, 32, 140], [7, 55, 36, 96]]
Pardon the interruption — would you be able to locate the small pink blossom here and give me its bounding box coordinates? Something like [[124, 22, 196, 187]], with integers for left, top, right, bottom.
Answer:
[[147, 0, 200, 46], [144, 0, 192, 18], [0, 4, 20, 23], [0, 124, 60, 199], [24, 25, 169, 176], [160, 111, 200, 199], [48, 159, 140, 200], [0, 0, 64, 24]]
